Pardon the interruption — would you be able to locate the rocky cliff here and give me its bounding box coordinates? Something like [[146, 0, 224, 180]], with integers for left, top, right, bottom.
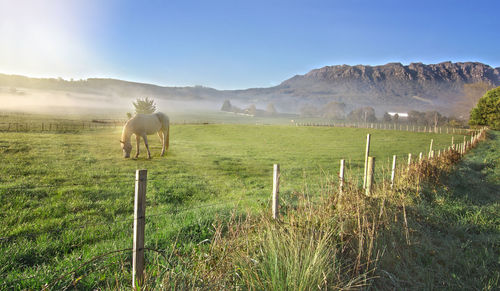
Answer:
[[1, 62, 499, 116], [270, 62, 500, 114]]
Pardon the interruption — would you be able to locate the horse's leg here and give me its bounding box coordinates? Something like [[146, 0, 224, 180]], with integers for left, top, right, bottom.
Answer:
[[142, 134, 151, 159], [134, 135, 140, 158], [157, 132, 163, 144], [158, 131, 166, 156]]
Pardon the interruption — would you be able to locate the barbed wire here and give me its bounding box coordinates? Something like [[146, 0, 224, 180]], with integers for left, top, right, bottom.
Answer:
[[0, 180, 135, 191], [0, 272, 45, 289], [43, 248, 133, 290], [145, 197, 265, 220], [0, 248, 130, 290], [0, 195, 267, 244], [0, 215, 135, 243]]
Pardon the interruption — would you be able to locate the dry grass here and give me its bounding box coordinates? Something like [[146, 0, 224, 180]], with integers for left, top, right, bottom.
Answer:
[[134, 145, 477, 290]]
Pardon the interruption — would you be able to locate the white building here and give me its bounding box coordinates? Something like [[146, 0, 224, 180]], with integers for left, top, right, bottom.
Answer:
[[388, 112, 408, 118]]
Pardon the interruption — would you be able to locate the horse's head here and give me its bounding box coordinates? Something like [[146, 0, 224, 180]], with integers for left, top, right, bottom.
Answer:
[[120, 140, 132, 158]]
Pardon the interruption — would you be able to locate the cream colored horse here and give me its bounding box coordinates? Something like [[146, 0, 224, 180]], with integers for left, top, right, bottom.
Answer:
[[120, 112, 170, 159]]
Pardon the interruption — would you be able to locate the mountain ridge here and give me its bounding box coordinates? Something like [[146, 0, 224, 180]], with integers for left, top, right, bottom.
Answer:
[[1, 61, 498, 116]]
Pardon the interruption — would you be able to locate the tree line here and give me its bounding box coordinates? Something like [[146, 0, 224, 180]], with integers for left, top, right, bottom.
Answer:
[[299, 101, 464, 126]]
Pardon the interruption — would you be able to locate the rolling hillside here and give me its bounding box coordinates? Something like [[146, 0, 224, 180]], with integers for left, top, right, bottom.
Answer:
[[1, 62, 498, 116]]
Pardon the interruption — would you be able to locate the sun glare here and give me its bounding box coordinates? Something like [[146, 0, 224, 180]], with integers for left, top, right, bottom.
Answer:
[[0, 0, 100, 78]]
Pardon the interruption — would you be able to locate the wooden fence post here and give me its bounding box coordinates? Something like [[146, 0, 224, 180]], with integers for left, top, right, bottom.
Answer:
[[407, 153, 412, 170], [363, 134, 371, 189], [133, 169, 147, 288], [339, 159, 345, 195], [419, 152, 423, 163], [365, 157, 375, 196], [428, 139, 433, 158], [391, 155, 396, 188], [272, 164, 280, 220]]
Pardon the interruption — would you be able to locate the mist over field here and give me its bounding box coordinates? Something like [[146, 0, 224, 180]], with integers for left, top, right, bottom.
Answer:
[[1, 61, 499, 119], [0, 86, 223, 116]]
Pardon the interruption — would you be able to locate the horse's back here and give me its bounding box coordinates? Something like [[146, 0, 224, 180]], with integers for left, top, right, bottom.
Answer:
[[128, 113, 166, 135]]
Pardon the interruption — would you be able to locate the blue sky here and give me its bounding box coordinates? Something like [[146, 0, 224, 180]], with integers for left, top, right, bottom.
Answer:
[[0, 0, 499, 89]]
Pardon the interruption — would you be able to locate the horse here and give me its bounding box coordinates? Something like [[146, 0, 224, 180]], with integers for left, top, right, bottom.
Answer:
[[120, 112, 170, 159]]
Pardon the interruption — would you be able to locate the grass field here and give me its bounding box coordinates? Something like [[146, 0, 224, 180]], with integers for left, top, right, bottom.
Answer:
[[0, 122, 466, 289]]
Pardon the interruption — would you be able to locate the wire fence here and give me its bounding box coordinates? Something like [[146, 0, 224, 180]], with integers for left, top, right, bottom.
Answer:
[[0, 119, 472, 134], [0, 192, 261, 289], [0, 120, 222, 133], [294, 121, 471, 134], [0, 127, 486, 289]]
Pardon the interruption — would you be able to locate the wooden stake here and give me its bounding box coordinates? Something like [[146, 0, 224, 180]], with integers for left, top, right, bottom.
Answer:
[[365, 157, 375, 196], [363, 133, 371, 189], [339, 159, 345, 195], [419, 152, 423, 163], [391, 155, 396, 188], [428, 139, 433, 158], [133, 169, 147, 288], [407, 153, 412, 170], [272, 164, 280, 220]]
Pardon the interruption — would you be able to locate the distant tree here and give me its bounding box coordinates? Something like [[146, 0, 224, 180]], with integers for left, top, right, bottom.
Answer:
[[133, 97, 157, 114], [348, 107, 376, 122], [300, 104, 319, 117], [393, 113, 399, 123], [266, 103, 277, 115], [321, 102, 346, 119], [424, 111, 443, 127], [245, 104, 257, 116], [126, 112, 133, 119], [383, 112, 392, 123], [448, 118, 462, 127], [453, 82, 494, 117], [408, 110, 427, 125], [469, 87, 500, 129], [221, 100, 232, 111]]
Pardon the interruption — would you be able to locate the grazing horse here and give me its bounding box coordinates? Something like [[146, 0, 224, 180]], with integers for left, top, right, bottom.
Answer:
[[120, 112, 170, 159]]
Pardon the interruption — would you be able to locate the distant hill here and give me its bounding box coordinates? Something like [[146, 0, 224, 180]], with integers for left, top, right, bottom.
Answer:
[[231, 61, 500, 115], [1, 61, 498, 116]]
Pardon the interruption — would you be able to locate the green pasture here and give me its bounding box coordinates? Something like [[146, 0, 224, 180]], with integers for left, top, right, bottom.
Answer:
[[0, 124, 465, 289]]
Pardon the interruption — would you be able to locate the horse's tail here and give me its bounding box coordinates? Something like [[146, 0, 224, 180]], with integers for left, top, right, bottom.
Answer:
[[156, 112, 170, 150], [166, 122, 170, 150]]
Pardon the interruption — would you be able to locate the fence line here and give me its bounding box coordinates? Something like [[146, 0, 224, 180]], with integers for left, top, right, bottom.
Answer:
[[0, 119, 472, 134], [294, 121, 471, 135], [0, 120, 225, 133], [1, 126, 487, 289]]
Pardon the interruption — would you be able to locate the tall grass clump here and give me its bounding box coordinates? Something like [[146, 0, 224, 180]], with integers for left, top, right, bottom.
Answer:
[[155, 144, 479, 290]]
